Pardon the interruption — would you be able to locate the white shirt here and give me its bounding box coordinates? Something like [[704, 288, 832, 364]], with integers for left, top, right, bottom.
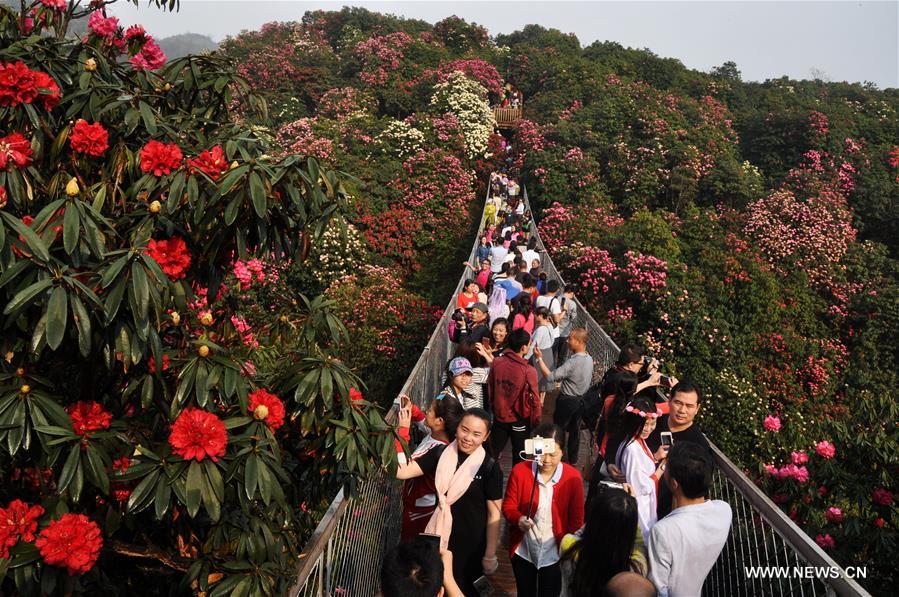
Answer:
[[490, 245, 508, 273], [617, 438, 658, 543], [515, 462, 563, 568], [526, 324, 555, 359], [648, 500, 733, 597], [523, 249, 541, 268], [535, 295, 562, 338]]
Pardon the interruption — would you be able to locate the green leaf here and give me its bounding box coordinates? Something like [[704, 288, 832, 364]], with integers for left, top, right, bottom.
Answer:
[[46, 286, 68, 350], [57, 444, 81, 495], [63, 203, 80, 254], [139, 101, 157, 134], [127, 470, 161, 514], [1, 212, 49, 261], [185, 460, 203, 517], [248, 172, 266, 218], [154, 475, 172, 520], [4, 278, 53, 317], [168, 171, 185, 212], [85, 444, 110, 494], [201, 461, 222, 522], [244, 453, 258, 500], [131, 262, 150, 321], [71, 294, 91, 357]]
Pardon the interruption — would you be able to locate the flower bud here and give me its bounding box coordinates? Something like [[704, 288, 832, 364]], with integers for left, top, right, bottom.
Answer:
[[198, 345, 210, 358], [65, 177, 80, 197], [20, 384, 30, 395], [164, 83, 172, 91], [0, 187, 7, 209], [84, 58, 97, 72], [170, 311, 181, 326], [149, 200, 161, 214], [200, 312, 213, 326], [230, 160, 239, 170], [253, 404, 269, 420]]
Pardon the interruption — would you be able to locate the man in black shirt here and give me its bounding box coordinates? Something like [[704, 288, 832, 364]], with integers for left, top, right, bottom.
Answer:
[[646, 380, 711, 518]]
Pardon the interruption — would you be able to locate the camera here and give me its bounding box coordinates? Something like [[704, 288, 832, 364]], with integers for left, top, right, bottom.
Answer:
[[524, 436, 556, 456]]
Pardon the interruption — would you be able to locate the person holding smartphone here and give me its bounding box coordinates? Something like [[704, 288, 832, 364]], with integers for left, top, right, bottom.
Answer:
[[502, 424, 584, 597], [645, 380, 710, 518], [395, 394, 465, 540]]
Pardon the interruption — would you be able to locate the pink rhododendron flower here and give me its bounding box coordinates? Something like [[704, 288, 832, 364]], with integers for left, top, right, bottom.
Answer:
[[88, 12, 119, 38], [825, 507, 843, 524], [815, 441, 836, 459], [872, 488, 894, 506], [815, 534, 835, 549], [791, 451, 808, 465], [763, 415, 781, 432]]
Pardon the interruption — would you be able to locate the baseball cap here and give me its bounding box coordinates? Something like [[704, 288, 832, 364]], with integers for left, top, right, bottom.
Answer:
[[449, 357, 473, 377], [466, 302, 489, 313]]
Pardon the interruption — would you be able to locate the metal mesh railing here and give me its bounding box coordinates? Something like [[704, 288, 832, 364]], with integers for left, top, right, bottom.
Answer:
[[291, 182, 870, 597]]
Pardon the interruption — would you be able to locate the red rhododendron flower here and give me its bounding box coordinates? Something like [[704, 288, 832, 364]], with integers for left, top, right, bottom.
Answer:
[[875, 518, 885, 528], [145, 237, 191, 280], [112, 456, 131, 473], [0, 187, 7, 209], [350, 388, 363, 402], [32, 71, 60, 110], [169, 408, 227, 462], [35, 513, 103, 575], [0, 499, 45, 558], [147, 354, 170, 373], [0, 61, 37, 106], [187, 146, 228, 181], [130, 39, 167, 71], [872, 488, 894, 506], [88, 11, 119, 38], [69, 119, 109, 157], [139, 140, 182, 176], [38, 0, 67, 9], [0, 132, 33, 170], [66, 401, 112, 437], [248, 389, 286, 430]]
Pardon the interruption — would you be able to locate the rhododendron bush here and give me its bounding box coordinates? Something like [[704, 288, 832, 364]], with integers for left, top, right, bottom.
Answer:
[[0, 3, 396, 594]]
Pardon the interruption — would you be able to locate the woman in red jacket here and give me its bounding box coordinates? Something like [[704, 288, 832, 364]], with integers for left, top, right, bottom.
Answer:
[[502, 423, 585, 597]]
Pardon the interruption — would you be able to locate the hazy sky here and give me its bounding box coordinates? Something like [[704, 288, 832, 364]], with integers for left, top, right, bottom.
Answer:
[[109, 1, 899, 89]]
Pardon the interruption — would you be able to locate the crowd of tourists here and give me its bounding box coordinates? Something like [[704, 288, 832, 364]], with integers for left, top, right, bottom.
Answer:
[[381, 173, 733, 597]]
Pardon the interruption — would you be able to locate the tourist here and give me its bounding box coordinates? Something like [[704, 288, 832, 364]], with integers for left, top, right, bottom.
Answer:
[[553, 286, 577, 364], [646, 380, 710, 517], [397, 409, 503, 594], [456, 302, 490, 343], [503, 424, 584, 597], [495, 262, 524, 302], [614, 396, 666, 542], [511, 293, 535, 334], [453, 342, 491, 410], [380, 536, 464, 597], [395, 394, 464, 539], [436, 357, 477, 409], [523, 238, 540, 271], [533, 329, 593, 466], [528, 307, 556, 402], [490, 239, 508, 273], [456, 279, 481, 310], [648, 443, 732, 597], [477, 235, 492, 263], [485, 317, 509, 359], [487, 329, 540, 465], [559, 485, 648, 597]]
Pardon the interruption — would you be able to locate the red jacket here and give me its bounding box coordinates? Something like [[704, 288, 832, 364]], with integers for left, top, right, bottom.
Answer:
[[502, 461, 585, 558], [487, 351, 539, 423]]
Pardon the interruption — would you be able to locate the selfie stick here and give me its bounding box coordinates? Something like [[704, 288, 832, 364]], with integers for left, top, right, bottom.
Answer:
[[526, 452, 541, 521]]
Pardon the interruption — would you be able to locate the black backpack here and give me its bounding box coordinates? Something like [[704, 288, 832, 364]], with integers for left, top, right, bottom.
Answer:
[[580, 379, 606, 433]]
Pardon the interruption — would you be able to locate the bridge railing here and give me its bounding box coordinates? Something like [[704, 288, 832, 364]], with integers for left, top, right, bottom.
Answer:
[[493, 106, 522, 129], [290, 183, 870, 597]]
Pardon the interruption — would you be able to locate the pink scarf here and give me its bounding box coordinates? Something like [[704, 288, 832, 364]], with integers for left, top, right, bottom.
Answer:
[[424, 440, 486, 551]]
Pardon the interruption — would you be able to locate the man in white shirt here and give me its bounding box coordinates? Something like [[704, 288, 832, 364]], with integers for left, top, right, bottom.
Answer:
[[490, 243, 508, 273], [648, 442, 732, 597], [522, 238, 540, 270]]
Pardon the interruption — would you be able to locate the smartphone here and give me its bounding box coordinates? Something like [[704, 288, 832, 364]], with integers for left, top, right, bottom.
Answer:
[[418, 533, 441, 551], [472, 576, 494, 596], [661, 431, 673, 447]]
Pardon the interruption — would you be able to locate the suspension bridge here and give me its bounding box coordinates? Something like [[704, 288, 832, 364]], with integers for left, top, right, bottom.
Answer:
[[287, 182, 871, 597]]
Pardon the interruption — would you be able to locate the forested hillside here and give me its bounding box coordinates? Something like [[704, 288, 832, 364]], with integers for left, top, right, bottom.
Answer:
[[218, 9, 898, 593]]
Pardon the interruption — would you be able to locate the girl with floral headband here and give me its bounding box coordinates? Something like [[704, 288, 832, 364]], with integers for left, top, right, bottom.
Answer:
[[615, 396, 668, 542]]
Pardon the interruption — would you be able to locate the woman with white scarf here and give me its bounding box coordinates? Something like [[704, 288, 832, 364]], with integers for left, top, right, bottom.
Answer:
[[396, 408, 503, 594]]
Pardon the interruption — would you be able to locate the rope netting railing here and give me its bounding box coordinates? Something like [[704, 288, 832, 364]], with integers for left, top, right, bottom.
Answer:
[[290, 181, 870, 596]]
